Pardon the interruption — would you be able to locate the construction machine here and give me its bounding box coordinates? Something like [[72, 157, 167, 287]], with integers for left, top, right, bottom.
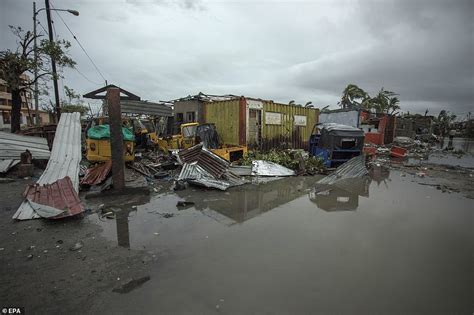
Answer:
[[156, 122, 247, 162]]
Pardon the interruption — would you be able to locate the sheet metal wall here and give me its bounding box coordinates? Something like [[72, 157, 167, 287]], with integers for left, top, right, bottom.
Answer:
[[203, 98, 319, 150], [261, 101, 319, 150], [204, 99, 241, 145]]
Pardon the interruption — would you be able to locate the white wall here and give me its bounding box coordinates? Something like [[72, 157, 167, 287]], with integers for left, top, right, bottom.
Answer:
[[319, 110, 359, 127]]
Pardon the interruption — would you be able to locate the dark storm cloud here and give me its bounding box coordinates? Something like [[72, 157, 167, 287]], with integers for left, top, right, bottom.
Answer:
[[286, 0, 474, 114], [0, 0, 472, 115]]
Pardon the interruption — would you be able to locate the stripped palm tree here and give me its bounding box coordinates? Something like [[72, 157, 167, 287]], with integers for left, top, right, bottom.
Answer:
[[339, 84, 367, 109]]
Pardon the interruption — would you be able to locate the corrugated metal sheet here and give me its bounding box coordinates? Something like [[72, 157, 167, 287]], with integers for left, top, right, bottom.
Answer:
[[0, 159, 20, 173], [197, 149, 229, 178], [80, 160, 112, 185], [202, 97, 319, 150], [13, 113, 82, 220], [204, 99, 241, 145], [261, 100, 319, 151], [0, 131, 50, 159], [317, 155, 368, 185], [251, 160, 295, 176], [178, 145, 229, 179], [178, 144, 203, 163], [177, 162, 245, 191], [120, 100, 173, 117], [23, 176, 84, 219]]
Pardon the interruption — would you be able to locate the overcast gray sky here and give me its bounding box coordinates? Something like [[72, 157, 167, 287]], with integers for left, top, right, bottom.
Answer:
[[1, 0, 473, 117]]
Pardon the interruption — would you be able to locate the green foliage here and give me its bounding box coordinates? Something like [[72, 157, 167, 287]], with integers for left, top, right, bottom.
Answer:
[[339, 84, 368, 109], [339, 84, 401, 114], [0, 25, 75, 132], [241, 149, 325, 174], [61, 104, 88, 115]]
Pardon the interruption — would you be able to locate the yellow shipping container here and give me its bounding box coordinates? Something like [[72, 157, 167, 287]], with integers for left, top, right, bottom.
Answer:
[[203, 97, 319, 150]]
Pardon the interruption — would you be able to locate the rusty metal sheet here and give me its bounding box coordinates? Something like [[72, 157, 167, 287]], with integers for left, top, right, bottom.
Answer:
[[197, 149, 229, 178], [13, 113, 82, 220], [23, 176, 84, 219], [80, 161, 112, 185], [178, 144, 203, 164]]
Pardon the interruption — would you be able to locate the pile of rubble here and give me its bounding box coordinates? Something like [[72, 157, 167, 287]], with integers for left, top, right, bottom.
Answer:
[[174, 144, 297, 191]]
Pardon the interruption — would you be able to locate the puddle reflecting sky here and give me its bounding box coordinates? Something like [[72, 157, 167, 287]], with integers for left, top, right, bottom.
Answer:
[[87, 168, 473, 314]]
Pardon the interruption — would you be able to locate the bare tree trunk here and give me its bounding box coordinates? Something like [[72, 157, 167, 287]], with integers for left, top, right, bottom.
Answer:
[[11, 88, 22, 133]]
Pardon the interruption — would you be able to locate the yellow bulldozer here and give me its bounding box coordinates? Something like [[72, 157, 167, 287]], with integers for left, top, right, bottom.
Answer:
[[156, 122, 247, 162]]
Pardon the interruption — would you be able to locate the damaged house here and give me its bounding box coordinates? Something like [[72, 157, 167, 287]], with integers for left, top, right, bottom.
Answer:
[[173, 93, 319, 150]]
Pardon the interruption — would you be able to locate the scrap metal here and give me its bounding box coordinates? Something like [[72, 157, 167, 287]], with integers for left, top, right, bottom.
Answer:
[[0, 131, 50, 160], [251, 160, 296, 177], [317, 155, 368, 186], [80, 160, 112, 185], [13, 113, 82, 220], [0, 159, 20, 173], [177, 162, 245, 191], [178, 144, 203, 164], [23, 176, 84, 219]]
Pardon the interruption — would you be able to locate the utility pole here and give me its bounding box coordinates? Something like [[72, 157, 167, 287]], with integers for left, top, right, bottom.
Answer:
[[107, 87, 125, 191], [33, 2, 40, 126], [44, 0, 61, 121]]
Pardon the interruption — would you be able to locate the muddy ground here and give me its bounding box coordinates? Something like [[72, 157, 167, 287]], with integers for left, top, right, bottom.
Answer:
[[0, 153, 473, 314]]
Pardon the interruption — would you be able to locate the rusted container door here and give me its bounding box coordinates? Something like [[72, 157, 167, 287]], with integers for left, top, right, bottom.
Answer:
[[248, 109, 261, 148]]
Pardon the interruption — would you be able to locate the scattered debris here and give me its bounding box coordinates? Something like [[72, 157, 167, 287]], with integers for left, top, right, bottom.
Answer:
[[112, 276, 151, 294], [22, 176, 84, 219], [0, 159, 20, 174], [251, 160, 295, 177], [390, 146, 408, 158], [13, 113, 83, 220], [317, 155, 368, 186], [69, 241, 84, 251], [177, 145, 245, 191], [176, 201, 195, 208], [80, 160, 112, 185]]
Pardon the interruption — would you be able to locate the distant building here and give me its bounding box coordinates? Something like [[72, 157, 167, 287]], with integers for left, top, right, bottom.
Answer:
[[395, 115, 435, 139], [0, 74, 52, 130]]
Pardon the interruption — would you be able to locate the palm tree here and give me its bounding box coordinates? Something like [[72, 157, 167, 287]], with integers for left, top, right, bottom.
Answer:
[[371, 88, 399, 113], [339, 84, 367, 109], [388, 96, 400, 114]]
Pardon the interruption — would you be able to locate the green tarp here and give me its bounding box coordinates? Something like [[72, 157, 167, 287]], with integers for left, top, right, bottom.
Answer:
[[87, 124, 135, 141]]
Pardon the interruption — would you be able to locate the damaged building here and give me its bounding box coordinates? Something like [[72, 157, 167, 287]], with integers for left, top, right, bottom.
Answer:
[[173, 93, 319, 150]]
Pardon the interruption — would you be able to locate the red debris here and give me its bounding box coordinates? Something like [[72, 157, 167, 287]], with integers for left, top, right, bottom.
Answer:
[[80, 160, 112, 185], [24, 176, 84, 219], [390, 146, 408, 158]]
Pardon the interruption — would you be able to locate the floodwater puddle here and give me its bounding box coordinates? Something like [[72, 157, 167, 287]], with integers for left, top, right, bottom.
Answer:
[[87, 167, 473, 314]]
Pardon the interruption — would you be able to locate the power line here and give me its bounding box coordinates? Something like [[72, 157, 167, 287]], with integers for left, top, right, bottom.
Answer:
[[37, 20, 49, 36], [74, 67, 103, 85], [50, 1, 107, 84]]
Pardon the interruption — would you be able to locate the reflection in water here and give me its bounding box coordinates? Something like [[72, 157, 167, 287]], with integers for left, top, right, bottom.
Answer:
[[97, 193, 151, 248], [116, 210, 131, 248], [309, 166, 390, 212], [177, 177, 321, 224]]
